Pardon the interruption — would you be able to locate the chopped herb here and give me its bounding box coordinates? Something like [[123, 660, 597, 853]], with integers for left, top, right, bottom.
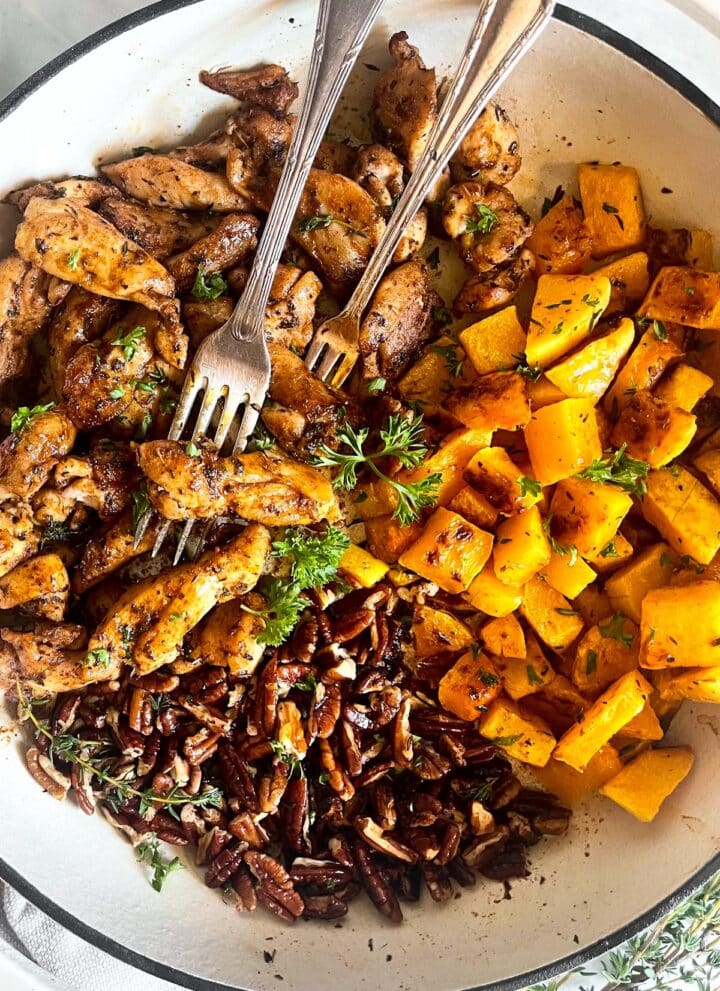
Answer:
[[465, 203, 498, 235], [659, 551, 674, 568], [685, 286, 696, 296], [109, 387, 126, 400], [542, 515, 578, 565], [366, 377, 386, 395], [602, 202, 625, 228], [296, 213, 367, 238], [84, 649, 111, 668], [67, 248, 81, 270], [271, 525, 350, 589], [191, 268, 227, 301], [432, 342, 464, 377], [512, 352, 542, 382], [518, 476, 541, 498], [131, 486, 150, 528], [599, 612, 633, 647], [111, 325, 146, 360], [431, 305, 453, 326], [488, 733, 523, 747], [294, 674, 318, 693], [599, 541, 619, 558], [577, 443, 649, 496], [527, 665, 543, 685], [652, 319, 668, 341], [242, 577, 310, 647], [169, 612, 186, 621], [268, 738, 305, 778], [586, 650, 598, 675], [136, 412, 153, 441], [540, 184, 565, 217], [551, 320, 565, 336], [555, 607, 580, 616], [10, 402, 55, 435], [479, 670, 500, 687], [185, 441, 201, 457], [136, 835, 184, 892]]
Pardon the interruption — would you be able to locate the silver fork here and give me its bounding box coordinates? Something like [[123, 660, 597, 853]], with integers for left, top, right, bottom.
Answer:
[[305, 0, 555, 388], [134, 0, 387, 562]]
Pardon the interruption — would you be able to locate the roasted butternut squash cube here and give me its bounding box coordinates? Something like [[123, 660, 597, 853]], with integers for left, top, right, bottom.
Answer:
[[646, 225, 714, 269], [397, 336, 471, 412], [599, 746, 694, 821], [464, 563, 523, 617], [553, 670, 653, 771], [526, 194, 593, 275], [365, 515, 422, 564], [400, 427, 493, 508], [527, 375, 567, 409], [353, 478, 399, 520], [477, 697, 556, 767], [524, 398, 602, 486], [532, 745, 623, 806], [583, 532, 633, 574], [638, 266, 720, 330], [494, 653, 554, 701], [549, 477, 633, 558], [458, 306, 526, 376], [575, 585, 613, 627], [413, 605, 474, 659], [655, 363, 713, 411], [493, 505, 551, 586], [572, 615, 639, 696], [480, 613, 526, 659], [447, 485, 499, 529], [641, 466, 720, 565], [520, 575, 585, 650], [694, 448, 720, 498], [605, 543, 675, 623], [539, 547, 597, 599], [526, 273, 612, 369], [613, 701, 663, 742], [652, 665, 720, 703], [438, 650, 502, 721], [578, 163, 646, 257], [640, 580, 720, 668], [463, 447, 541, 516], [339, 545, 389, 587], [523, 673, 589, 736], [545, 319, 634, 400], [398, 507, 493, 593], [604, 326, 684, 415], [611, 391, 696, 468], [594, 251, 650, 315], [443, 371, 530, 432]]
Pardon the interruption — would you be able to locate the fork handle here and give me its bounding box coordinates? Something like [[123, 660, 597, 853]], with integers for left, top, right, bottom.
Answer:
[[344, 0, 555, 320], [229, 0, 386, 343]]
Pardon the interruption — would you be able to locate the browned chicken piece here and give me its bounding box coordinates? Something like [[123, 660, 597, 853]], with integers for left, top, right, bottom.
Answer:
[[137, 438, 338, 524], [72, 509, 158, 594], [453, 249, 534, 314], [392, 208, 428, 263], [165, 212, 259, 291], [49, 441, 140, 521], [0, 254, 54, 386], [266, 343, 352, 454], [199, 64, 299, 114], [4, 176, 116, 213], [289, 170, 385, 296], [98, 198, 219, 260], [314, 140, 356, 176], [0, 406, 77, 500], [372, 32, 437, 173], [102, 154, 251, 211], [351, 144, 405, 215], [0, 499, 40, 580], [225, 107, 294, 202], [0, 553, 69, 621], [87, 524, 271, 675], [15, 199, 178, 329], [170, 130, 238, 169], [264, 265, 322, 351], [182, 298, 235, 351], [443, 182, 533, 273], [450, 103, 521, 185], [359, 259, 435, 381], [194, 592, 266, 677], [47, 288, 120, 398], [0, 622, 101, 696]]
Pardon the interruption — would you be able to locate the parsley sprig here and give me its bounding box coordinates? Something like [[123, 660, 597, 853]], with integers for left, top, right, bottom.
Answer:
[[577, 443, 650, 496], [465, 203, 498, 234], [312, 414, 441, 526], [191, 268, 228, 300], [10, 402, 55, 435], [432, 343, 464, 378], [296, 213, 367, 238], [272, 525, 349, 589], [111, 325, 146, 360], [136, 835, 184, 892], [242, 578, 310, 648]]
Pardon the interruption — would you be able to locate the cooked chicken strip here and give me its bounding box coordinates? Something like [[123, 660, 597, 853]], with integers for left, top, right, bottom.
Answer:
[[224, 106, 293, 197], [443, 182, 533, 273], [98, 198, 219, 260], [199, 64, 299, 114], [72, 509, 158, 594], [4, 176, 116, 213], [0, 254, 54, 386], [0, 499, 40, 580], [392, 208, 428, 263], [165, 212, 259, 290], [372, 32, 437, 172], [450, 103, 521, 185], [15, 199, 178, 326], [453, 249, 534, 314], [314, 140, 356, 176], [0, 406, 77, 500], [87, 524, 270, 675], [138, 439, 338, 524], [359, 259, 435, 381], [264, 265, 322, 351], [195, 592, 266, 677], [47, 287, 120, 398], [0, 623, 98, 696], [0, 553, 69, 622], [351, 145, 405, 215], [182, 298, 234, 351], [51, 442, 140, 521], [103, 154, 250, 211]]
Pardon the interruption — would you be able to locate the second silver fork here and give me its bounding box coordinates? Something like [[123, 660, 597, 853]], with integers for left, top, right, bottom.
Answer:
[[134, 0, 387, 562]]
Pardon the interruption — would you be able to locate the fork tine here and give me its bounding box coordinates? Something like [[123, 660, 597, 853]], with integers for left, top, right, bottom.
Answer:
[[169, 372, 206, 441], [151, 519, 173, 558], [327, 351, 357, 390], [231, 403, 262, 456], [133, 508, 154, 550], [304, 334, 326, 373], [190, 385, 224, 441], [173, 519, 196, 566], [315, 347, 342, 383], [211, 396, 243, 453]]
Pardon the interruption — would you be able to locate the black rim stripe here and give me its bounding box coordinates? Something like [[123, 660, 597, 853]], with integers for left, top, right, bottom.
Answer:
[[0, 3, 719, 990]]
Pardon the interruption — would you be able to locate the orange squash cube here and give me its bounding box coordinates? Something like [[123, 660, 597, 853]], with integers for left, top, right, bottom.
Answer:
[[524, 398, 602, 485], [464, 446, 542, 516], [638, 266, 720, 330], [447, 485, 499, 529], [477, 698, 556, 767], [532, 744, 623, 806], [539, 547, 597, 600], [438, 650, 501, 721], [398, 508, 493, 593], [399, 427, 493, 508], [519, 575, 585, 650], [544, 319, 634, 400], [594, 251, 650, 315], [458, 306, 526, 376], [413, 605, 474, 659], [526, 194, 592, 275], [604, 326, 683, 415], [493, 505, 551, 586], [640, 581, 720, 669], [365, 515, 422, 564], [578, 163, 646, 257], [443, 371, 530, 432], [655, 363, 713, 412], [549, 478, 633, 558], [610, 391, 696, 468], [571, 615, 639, 696], [464, 563, 523, 617], [526, 273, 612, 369], [599, 746, 694, 821], [480, 613, 526, 659]]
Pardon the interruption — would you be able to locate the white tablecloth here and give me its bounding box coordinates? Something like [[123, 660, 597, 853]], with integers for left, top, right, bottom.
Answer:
[[0, 2, 719, 989]]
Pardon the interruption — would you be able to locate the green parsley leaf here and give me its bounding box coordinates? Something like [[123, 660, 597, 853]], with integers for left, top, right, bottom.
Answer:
[[111, 325, 146, 360], [67, 248, 81, 271], [432, 342, 464, 377], [431, 305, 453, 326], [466, 203, 498, 235], [271, 525, 350, 589], [512, 352, 542, 382], [185, 442, 201, 457], [599, 612, 633, 647], [585, 649, 598, 675], [526, 665, 543, 685], [518, 476, 541, 498], [191, 268, 228, 301], [488, 733, 523, 747], [296, 213, 367, 238], [10, 402, 55, 435], [577, 443, 650, 497], [136, 835, 184, 893], [652, 319, 668, 341], [109, 387, 126, 400], [599, 540, 619, 558], [294, 673, 318, 693], [131, 486, 150, 529], [479, 670, 500, 687], [268, 738, 305, 778], [85, 648, 111, 668], [242, 578, 309, 647], [366, 377, 387, 395]]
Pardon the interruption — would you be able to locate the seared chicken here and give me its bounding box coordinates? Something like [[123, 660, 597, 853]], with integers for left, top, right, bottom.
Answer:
[[0, 553, 69, 621], [442, 182, 533, 273], [359, 259, 435, 381], [314, 140, 356, 176], [352, 145, 405, 215], [49, 442, 140, 521], [224, 106, 294, 199], [199, 64, 299, 114], [72, 510, 158, 594], [372, 32, 437, 172], [0, 622, 98, 696], [87, 524, 270, 675], [182, 298, 235, 351], [454, 249, 534, 314], [0, 498, 40, 580], [4, 176, 115, 213], [264, 265, 322, 351], [194, 592, 266, 677], [47, 288, 119, 398], [165, 212, 259, 290], [137, 439, 338, 524], [0, 406, 77, 500], [102, 154, 250, 211], [98, 198, 219, 260], [0, 254, 54, 386], [450, 103, 521, 185]]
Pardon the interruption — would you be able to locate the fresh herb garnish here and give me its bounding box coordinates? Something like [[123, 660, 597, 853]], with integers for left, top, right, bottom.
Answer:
[[111, 325, 146, 360], [479, 670, 500, 687], [599, 540, 619, 558], [599, 612, 634, 647], [426, 246, 441, 270], [296, 213, 367, 238], [488, 733, 523, 747], [108, 387, 126, 400], [67, 248, 81, 271], [586, 649, 598, 675], [652, 319, 668, 341], [136, 835, 184, 892], [268, 738, 305, 777], [131, 486, 150, 529], [242, 578, 310, 647], [191, 268, 228, 300], [366, 377, 387, 395], [185, 441, 201, 457], [272, 525, 350, 590], [512, 352, 542, 382], [431, 305, 453, 326], [84, 648, 111, 668], [432, 342, 464, 378], [556, 607, 580, 616], [527, 665, 543, 685], [577, 443, 650, 496], [518, 476, 541, 498], [542, 515, 578, 565], [294, 674, 318, 693], [466, 203, 498, 234], [10, 402, 55, 435]]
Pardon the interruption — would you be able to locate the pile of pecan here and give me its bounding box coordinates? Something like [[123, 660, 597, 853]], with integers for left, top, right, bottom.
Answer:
[[24, 581, 570, 922]]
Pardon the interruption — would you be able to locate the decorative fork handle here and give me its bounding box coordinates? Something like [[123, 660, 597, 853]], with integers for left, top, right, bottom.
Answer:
[[343, 0, 556, 321], [228, 0, 386, 343]]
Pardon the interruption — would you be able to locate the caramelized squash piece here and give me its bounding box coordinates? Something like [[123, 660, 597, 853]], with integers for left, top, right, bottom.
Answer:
[[604, 325, 684, 415], [458, 306, 526, 376], [464, 562, 523, 617], [480, 613, 526, 659], [655, 362, 712, 411], [526, 194, 592, 275], [464, 446, 541, 515], [413, 605, 474, 659], [447, 485, 498, 529], [339, 545, 389, 587], [398, 507, 493, 593], [443, 371, 530, 432], [571, 615, 639, 696], [525, 273, 611, 369], [524, 399, 602, 486], [519, 575, 584, 650], [640, 580, 720, 669], [614, 701, 663, 742], [604, 543, 674, 623], [610, 390, 696, 468], [545, 319, 634, 400], [599, 747, 694, 822], [583, 532, 634, 574], [365, 515, 422, 564], [400, 427, 493, 508], [638, 266, 720, 330], [652, 665, 720, 703], [578, 164, 646, 257], [477, 697, 556, 766], [539, 548, 596, 600], [593, 251, 650, 315], [493, 505, 551, 586], [641, 466, 720, 565], [550, 478, 633, 558], [438, 649, 501, 721], [532, 745, 623, 806]]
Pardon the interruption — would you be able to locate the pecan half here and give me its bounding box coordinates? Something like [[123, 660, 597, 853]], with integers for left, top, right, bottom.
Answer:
[[26, 747, 70, 801], [352, 839, 402, 923]]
